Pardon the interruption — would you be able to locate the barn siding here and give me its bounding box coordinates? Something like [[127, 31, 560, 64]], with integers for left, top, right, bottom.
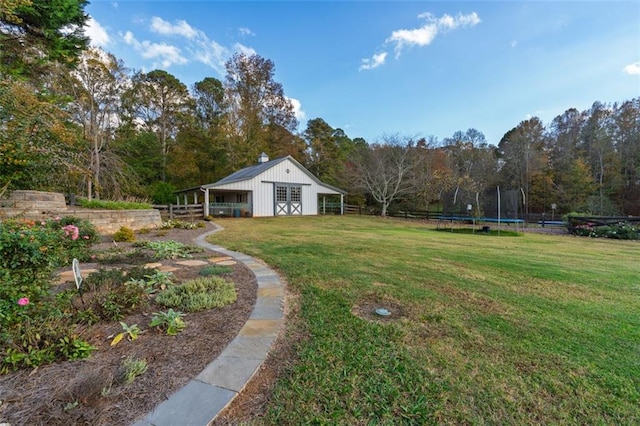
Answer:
[[206, 157, 342, 217]]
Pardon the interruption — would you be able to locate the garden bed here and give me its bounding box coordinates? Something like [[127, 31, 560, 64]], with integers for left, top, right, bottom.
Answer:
[[0, 223, 257, 425]]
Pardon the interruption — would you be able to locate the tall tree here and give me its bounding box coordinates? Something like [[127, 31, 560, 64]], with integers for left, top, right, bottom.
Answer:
[[0, 78, 81, 190], [62, 47, 131, 199], [122, 69, 192, 181], [581, 101, 617, 214], [348, 136, 417, 217], [167, 77, 229, 187], [611, 99, 640, 214], [498, 118, 546, 214], [443, 129, 497, 215], [224, 53, 298, 169], [303, 118, 340, 184], [0, 0, 89, 77]]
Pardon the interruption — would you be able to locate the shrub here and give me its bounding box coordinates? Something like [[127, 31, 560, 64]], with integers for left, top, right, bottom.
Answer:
[[199, 265, 233, 276], [159, 219, 201, 230], [134, 240, 202, 259], [82, 268, 150, 321], [155, 276, 237, 312], [149, 309, 186, 335], [77, 199, 152, 210], [53, 216, 101, 262], [119, 356, 147, 384], [113, 226, 136, 242], [571, 220, 639, 240], [149, 181, 176, 205]]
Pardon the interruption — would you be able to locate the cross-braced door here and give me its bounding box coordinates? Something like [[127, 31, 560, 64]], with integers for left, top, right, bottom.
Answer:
[[275, 184, 302, 216]]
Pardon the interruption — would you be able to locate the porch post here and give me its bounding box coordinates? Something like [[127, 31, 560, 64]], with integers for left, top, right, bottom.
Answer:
[[203, 188, 210, 217], [194, 192, 197, 204], [183, 194, 188, 205], [322, 196, 326, 214], [340, 194, 344, 215]]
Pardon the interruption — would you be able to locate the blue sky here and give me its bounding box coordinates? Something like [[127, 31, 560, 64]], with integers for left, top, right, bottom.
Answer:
[[84, 1, 640, 146]]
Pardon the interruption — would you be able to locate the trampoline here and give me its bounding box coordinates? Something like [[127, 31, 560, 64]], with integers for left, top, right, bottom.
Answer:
[[436, 216, 524, 234]]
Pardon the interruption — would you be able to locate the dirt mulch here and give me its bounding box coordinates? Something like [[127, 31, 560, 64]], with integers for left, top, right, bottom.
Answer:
[[0, 223, 258, 426]]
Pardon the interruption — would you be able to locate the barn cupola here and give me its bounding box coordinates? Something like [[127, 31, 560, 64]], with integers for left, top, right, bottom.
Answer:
[[258, 152, 269, 164]]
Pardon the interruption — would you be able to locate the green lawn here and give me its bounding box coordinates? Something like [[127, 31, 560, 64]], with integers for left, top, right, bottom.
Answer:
[[208, 216, 640, 425]]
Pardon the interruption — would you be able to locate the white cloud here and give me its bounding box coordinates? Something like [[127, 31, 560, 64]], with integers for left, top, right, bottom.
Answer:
[[287, 97, 306, 121], [359, 52, 388, 71], [234, 43, 257, 57], [623, 61, 640, 75], [511, 40, 518, 48], [193, 40, 228, 74], [119, 17, 258, 75], [150, 17, 200, 39], [386, 12, 481, 59], [111, 2, 118, 9], [85, 17, 110, 47], [122, 31, 188, 68], [239, 27, 255, 37]]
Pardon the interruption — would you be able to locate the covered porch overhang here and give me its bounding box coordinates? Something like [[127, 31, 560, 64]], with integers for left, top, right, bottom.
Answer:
[[318, 192, 345, 215], [202, 187, 252, 217]]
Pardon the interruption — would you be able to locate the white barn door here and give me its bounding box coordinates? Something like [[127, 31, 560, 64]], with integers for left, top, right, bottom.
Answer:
[[275, 184, 302, 216]]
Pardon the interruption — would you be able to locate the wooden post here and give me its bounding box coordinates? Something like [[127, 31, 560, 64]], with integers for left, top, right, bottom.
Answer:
[[169, 204, 174, 220]]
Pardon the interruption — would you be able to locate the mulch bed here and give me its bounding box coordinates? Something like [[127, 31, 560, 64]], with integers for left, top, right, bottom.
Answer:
[[0, 223, 257, 426]]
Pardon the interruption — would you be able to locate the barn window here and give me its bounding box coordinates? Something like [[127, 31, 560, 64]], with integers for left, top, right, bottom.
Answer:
[[290, 186, 301, 202], [276, 186, 288, 202]]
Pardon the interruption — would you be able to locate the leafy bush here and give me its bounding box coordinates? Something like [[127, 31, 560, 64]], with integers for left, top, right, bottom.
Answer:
[[134, 240, 202, 259], [155, 276, 237, 312], [572, 222, 639, 240], [150, 309, 186, 335], [113, 226, 136, 242], [77, 198, 153, 210], [119, 356, 147, 384], [199, 265, 233, 276], [149, 181, 176, 205], [159, 219, 203, 230]]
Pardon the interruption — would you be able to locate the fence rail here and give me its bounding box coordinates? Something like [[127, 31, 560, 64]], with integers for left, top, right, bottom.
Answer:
[[153, 204, 204, 220]]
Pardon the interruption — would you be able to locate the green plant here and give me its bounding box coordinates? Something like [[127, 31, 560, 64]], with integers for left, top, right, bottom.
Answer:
[[155, 276, 236, 312], [149, 181, 176, 204], [77, 198, 153, 210], [57, 336, 96, 360], [149, 309, 186, 335], [159, 219, 201, 230], [198, 265, 233, 276], [110, 322, 142, 346], [143, 270, 173, 293], [120, 356, 148, 384], [134, 240, 202, 259], [113, 226, 136, 242]]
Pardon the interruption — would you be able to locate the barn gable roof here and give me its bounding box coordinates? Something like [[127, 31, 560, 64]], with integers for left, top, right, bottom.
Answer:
[[201, 155, 346, 194]]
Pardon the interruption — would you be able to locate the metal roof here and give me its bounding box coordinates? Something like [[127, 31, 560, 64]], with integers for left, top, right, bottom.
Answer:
[[200, 155, 346, 194]]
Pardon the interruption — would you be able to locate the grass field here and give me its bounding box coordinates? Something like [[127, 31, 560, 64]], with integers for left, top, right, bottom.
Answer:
[[208, 216, 640, 425]]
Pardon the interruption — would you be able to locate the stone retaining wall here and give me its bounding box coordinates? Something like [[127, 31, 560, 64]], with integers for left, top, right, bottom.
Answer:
[[0, 190, 162, 234]]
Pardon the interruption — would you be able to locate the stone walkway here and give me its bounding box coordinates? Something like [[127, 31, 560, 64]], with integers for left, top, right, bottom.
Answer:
[[130, 225, 285, 426]]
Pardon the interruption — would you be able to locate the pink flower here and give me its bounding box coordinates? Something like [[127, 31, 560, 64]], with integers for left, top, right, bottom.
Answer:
[[40, 221, 46, 226], [18, 297, 29, 306], [83, 235, 89, 240], [62, 224, 79, 240]]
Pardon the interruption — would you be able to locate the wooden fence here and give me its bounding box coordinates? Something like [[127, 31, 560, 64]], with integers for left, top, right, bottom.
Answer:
[[153, 204, 204, 221]]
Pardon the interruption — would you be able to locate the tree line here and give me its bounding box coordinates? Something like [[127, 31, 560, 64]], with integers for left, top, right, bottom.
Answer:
[[1, 0, 638, 216]]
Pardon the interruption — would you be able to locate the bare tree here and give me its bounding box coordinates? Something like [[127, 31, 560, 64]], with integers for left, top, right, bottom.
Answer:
[[348, 136, 417, 216]]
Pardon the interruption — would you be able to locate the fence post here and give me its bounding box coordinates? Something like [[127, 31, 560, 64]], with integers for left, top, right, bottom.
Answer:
[[169, 204, 173, 220]]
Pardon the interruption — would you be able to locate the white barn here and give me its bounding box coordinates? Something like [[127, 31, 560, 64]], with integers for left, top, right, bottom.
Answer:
[[201, 153, 345, 217]]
